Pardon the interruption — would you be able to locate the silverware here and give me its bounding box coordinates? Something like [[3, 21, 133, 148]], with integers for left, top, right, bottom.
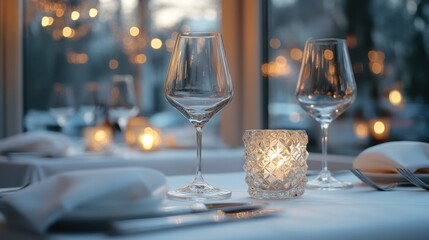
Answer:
[[49, 202, 269, 233], [350, 169, 408, 191], [109, 208, 281, 235], [396, 168, 429, 191], [154, 202, 268, 217]]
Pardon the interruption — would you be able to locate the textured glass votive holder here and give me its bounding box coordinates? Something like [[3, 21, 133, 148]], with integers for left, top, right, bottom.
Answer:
[[243, 129, 308, 200], [84, 126, 113, 152]]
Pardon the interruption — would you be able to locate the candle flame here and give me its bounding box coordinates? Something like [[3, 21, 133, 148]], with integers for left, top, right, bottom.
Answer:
[[138, 127, 161, 151], [94, 130, 107, 142]]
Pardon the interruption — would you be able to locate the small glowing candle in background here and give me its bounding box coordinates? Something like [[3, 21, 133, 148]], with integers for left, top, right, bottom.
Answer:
[[243, 129, 308, 200], [84, 126, 113, 152], [136, 127, 161, 151], [124, 116, 162, 151], [124, 116, 150, 146]]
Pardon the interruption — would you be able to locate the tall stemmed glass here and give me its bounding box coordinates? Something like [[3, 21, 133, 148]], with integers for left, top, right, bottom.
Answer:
[[295, 38, 356, 190], [164, 32, 233, 201], [49, 83, 75, 130], [108, 75, 139, 131]]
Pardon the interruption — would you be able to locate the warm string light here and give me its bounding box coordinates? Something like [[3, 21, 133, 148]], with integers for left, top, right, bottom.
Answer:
[[88, 8, 98, 18], [369, 118, 391, 141], [368, 50, 385, 75], [388, 89, 403, 106], [354, 121, 369, 139], [151, 38, 163, 49], [34, 1, 178, 67], [71, 11, 80, 21], [67, 52, 88, 64], [261, 56, 291, 77], [129, 26, 140, 37], [35, 1, 98, 41]]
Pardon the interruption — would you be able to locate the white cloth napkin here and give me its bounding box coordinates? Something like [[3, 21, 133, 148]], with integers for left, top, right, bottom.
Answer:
[[0, 131, 72, 157], [0, 167, 167, 233], [353, 141, 429, 173]]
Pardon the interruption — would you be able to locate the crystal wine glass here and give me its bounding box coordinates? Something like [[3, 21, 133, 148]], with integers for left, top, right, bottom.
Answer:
[[164, 32, 233, 201], [108, 75, 139, 131], [49, 83, 75, 130], [295, 38, 357, 190], [79, 82, 99, 125]]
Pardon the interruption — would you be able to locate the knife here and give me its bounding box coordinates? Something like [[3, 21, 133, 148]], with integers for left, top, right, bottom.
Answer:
[[109, 208, 281, 235], [49, 202, 269, 233], [152, 201, 268, 217]]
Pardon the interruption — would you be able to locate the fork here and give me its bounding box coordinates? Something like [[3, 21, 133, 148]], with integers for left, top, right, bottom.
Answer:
[[396, 168, 429, 191], [350, 169, 401, 191]]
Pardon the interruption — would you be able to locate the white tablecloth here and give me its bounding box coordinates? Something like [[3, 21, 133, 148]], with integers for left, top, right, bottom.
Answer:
[[0, 149, 353, 187], [0, 149, 246, 187], [1, 171, 429, 240]]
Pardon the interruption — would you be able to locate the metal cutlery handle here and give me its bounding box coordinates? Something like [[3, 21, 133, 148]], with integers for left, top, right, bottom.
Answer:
[[109, 208, 280, 235]]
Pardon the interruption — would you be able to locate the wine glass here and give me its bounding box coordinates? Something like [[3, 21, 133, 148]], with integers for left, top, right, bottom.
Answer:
[[108, 75, 139, 131], [295, 38, 357, 190], [164, 32, 234, 201], [49, 83, 75, 130], [79, 82, 99, 125]]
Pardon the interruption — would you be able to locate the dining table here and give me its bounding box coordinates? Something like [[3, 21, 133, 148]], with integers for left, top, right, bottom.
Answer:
[[0, 148, 351, 188], [0, 150, 428, 239]]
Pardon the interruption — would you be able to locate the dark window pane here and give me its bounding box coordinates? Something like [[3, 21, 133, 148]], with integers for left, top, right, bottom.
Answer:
[[23, 0, 223, 148], [267, 0, 429, 155]]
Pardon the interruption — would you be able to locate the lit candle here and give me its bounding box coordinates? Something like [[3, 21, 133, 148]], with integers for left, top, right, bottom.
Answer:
[[84, 126, 113, 152], [124, 116, 150, 146], [136, 127, 161, 151], [243, 129, 308, 199]]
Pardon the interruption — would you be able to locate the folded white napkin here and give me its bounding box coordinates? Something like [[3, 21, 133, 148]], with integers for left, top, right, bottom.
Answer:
[[0, 131, 72, 157], [353, 141, 429, 173], [0, 167, 167, 233]]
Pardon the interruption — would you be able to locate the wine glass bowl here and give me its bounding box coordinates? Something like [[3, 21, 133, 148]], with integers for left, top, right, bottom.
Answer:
[[164, 32, 233, 201], [108, 75, 139, 131], [296, 38, 357, 190], [79, 82, 99, 125], [49, 83, 75, 129]]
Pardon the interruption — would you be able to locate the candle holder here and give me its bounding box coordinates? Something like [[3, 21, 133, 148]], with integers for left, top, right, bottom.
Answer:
[[136, 126, 162, 151], [84, 126, 113, 152], [124, 116, 162, 151], [243, 129, 308, 199], [124, 116, 150, 146]]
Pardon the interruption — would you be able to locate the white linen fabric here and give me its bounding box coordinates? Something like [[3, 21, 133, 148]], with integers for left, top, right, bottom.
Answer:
[[353, 141, 429, 173], [0, 131, 72, 157], [0, 167, 167, 233]]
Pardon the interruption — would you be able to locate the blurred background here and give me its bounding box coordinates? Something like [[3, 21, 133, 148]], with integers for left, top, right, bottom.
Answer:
[[8, 0, 429, 155]]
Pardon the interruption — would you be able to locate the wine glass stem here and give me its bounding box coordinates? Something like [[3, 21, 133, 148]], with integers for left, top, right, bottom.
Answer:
[[320, 122, 330, 175], [194, 126, 204, 183]]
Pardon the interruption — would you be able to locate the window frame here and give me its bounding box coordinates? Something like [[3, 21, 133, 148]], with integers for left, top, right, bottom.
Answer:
[[0, 0, 264, 146], [0, 0, 23, 138]]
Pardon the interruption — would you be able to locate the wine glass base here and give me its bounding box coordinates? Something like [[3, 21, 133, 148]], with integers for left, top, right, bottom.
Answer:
[[307, 171, 353, 190], [167, 181, 232, 201]]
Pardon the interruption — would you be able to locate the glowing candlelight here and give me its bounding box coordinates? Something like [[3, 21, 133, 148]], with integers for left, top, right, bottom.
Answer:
[[84, 126, 112, 152], [124, 116, 150, 146], [137, 127, 161, 151], [243, 129, 308, 199]]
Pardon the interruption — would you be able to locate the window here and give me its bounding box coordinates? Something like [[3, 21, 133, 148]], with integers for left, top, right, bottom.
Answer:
[[2, 0, 257, 148], [266, 0, 429, 155], [22, 0, 232, 148]]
